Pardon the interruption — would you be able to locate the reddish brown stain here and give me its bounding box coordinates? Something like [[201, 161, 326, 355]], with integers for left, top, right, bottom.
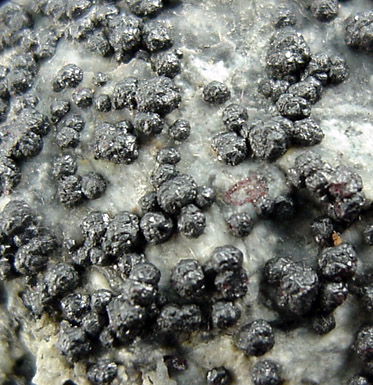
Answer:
[[225, 174, 268, 205]]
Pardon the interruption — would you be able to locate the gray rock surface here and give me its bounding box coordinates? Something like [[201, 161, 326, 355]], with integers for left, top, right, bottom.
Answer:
[[0, 0, 373, 385]]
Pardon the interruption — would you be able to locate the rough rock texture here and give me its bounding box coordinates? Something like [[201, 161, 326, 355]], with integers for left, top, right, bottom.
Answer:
[[0, 1, 372, 385]]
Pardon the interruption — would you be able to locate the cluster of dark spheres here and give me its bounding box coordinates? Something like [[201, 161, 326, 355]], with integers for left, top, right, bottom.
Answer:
[[0, 0, 184, 201], [0, 105, 50, 195], [202, 7, 373, 383], [140, 147, 216, 241], [274, 145, 373, 380], [45, 0, 185, 182], [2, 195, 370, 384], [0, 200, 57, 280], [308, 0, 340, 22], [345, 12, 373, 52], [52, 69, 184, 164], [53, 108, 85, 149], [206, 27, 349, 172], [278, 135, 373, 382], [52, 153, 107, 206], [48, 52, 186, 208], [91, 87, 189, 167], [272, 0, 345, 27], [259, 231, 373, 384], [0, 1, 373, 385], [0, 0, 63, 194], [4, 196, 249, 385], [289, 151, 365, 225], [50, 34, 185, 208], [262, 243, 355, 325]]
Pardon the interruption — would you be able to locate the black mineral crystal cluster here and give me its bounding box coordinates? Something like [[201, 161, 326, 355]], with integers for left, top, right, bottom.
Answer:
[[0, 0, 372, 385]]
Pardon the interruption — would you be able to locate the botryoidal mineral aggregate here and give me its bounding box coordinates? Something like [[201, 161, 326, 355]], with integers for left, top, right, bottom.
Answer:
[[0, 0, 373, 385]]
